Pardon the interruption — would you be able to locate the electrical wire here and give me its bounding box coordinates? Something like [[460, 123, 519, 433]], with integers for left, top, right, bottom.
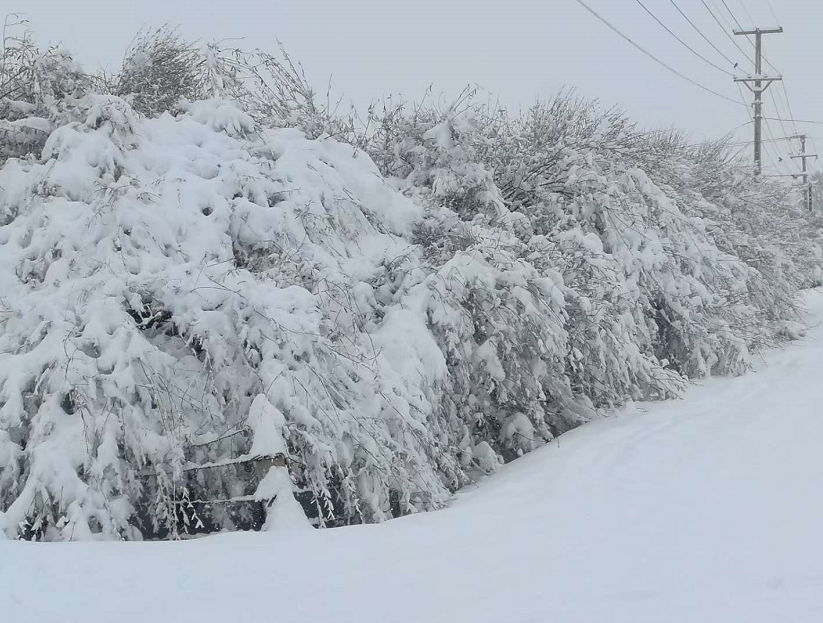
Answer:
[[667, 0, 739, 69], [721, 0, 749, 35], [718, 0, 780, 74], [768, 90, 792, 141], [735, 0, 755, 26], [754, 0, 801, 145], [728, 0, 799, 161], [761, 101, 794, 174], [634, 0, 734, 76], [572, 0, 746, 106], [764, 0, 781, 27], [708, 0, 739, 32], [700, 0, 754, 70], [777, 82, 800, 136], [808, 137, 822, 174], [729, 144, 750, 161], [728, 136, 804, 147], [761, 117, 792, 175], [763, 118, 823, 126], [729, 133, 823, 178], [728, 119, 754, 134], [772, 87, 817, 174]]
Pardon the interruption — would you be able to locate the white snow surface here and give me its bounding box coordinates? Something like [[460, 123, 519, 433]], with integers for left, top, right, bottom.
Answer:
[[3, 290, 822, 621]]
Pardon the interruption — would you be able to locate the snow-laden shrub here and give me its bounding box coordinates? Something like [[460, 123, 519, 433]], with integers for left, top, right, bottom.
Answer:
[[634, 130, 823, 340], [108, 27, 208, 118], [102, 26, 351, 142], [364, 92, 505, 221], [0, 96, 456, 539], [407, 210, 583, 464], [211, 45, 353, 140], [1, 20, 88, 163], [1, 35, 820, 540], [363, 93, 818, 387]]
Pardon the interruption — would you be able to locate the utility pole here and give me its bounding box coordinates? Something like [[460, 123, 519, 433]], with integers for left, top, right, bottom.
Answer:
[[732, 27, 783, 177], [790, 134, 817, 211]]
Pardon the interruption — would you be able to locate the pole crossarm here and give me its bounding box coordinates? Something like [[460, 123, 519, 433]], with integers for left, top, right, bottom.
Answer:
[[733, 27, 783, 35], [735, 77, 780, 94], [733, 76, 782, 82]]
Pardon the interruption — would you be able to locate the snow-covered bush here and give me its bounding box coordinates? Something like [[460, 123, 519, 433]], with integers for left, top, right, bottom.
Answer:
[[1, 18, 88, 163], [1, 35, 820, 540], [0, 87, 481, 539], [362, 92, 818, 384], [99, 25, 350, 141], [108, 27, 208, 117], [211, 45, 351, 140]]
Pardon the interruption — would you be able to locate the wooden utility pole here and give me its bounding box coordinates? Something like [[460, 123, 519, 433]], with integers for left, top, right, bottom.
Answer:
[[790, 134, 817, 211], [732, 27, 783, 176]]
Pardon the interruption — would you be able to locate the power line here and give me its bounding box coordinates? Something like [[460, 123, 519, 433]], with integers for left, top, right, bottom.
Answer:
[[720, 0, 748, 32], [728, 136, 809, 147], [736, 83, 752, 116], [761, 117, 792, 175], [763, 118, 823, 126], [758, 0, 801, 145], [771, 83, 820, 175], [772, 85, 810, 170], [729, 144, 750, 161], [719, 0, 780, 73], [768, 90, 792, 141], [764, 0, 781, 27], [778, 82, 800, 136], [735, 0, 755, 26], [635, 0, 735, 76], [728, 119, 753, 134], [708, 0, 738, 32], [757, 77, 794, 176], [700, 0, 754, 69], [667, 0, 739, 69], [808, 136, 822, 174], [573, 0, 746, 106]]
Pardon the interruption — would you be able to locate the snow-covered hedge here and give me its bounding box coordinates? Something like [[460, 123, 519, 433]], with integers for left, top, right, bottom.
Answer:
[[0, 36, 819, 540]]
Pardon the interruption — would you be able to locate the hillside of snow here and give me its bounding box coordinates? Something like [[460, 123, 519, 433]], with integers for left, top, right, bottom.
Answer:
[[3, 289, 822, 622], [1, 35, 822, 540]]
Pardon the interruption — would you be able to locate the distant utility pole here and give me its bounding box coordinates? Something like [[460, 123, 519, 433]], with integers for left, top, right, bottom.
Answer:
[[790, 134, 817, 211], [732, 27, 783, 177]]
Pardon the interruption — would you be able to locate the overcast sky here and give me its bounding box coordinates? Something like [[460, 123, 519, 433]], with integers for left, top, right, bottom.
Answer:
[[15, 0, 823, 175]]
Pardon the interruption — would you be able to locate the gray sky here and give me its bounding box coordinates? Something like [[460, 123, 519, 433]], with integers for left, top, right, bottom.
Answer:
[[15, 0, 823, 176]]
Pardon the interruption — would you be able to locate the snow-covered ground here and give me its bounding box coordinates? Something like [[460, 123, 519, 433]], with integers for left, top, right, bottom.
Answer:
[[4, 291, 823, 622]]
